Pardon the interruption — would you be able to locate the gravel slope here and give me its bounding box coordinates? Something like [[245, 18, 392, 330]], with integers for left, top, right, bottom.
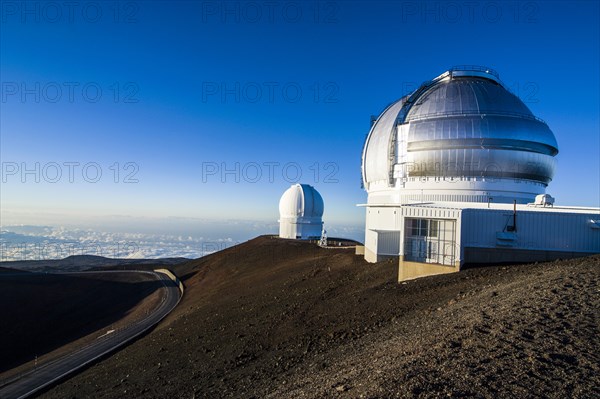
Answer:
[[0, 272, 163, 375], [40, 236, 599, 398]]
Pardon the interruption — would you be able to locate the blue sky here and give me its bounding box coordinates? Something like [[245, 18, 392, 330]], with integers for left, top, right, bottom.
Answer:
[[1, 1, 599, 255]]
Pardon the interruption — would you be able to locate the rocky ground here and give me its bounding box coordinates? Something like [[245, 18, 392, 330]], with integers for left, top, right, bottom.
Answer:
[[35, 236, 599, 398]]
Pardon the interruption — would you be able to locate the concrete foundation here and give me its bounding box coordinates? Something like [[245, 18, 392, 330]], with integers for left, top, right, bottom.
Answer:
[[365, 246, 397, 263], [399, 256, 460, 282], [398, 248, 596, 282]]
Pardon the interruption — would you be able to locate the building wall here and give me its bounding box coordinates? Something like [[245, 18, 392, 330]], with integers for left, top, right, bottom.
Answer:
[[364, 206, 403, 262], [365, 207, 402, 230], [279, 219, 296, 239], [461, 209, 600, 260], [279, 220, 322, 240], [298, 223, 323, 239], [365, 204, 599, 281], [378, 231, 401, 255], [364, 206, 463, 264]]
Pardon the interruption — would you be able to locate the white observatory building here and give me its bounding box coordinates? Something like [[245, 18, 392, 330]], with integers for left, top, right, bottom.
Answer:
[[360, 66, 600, 280], [279, 184, 324, 239]]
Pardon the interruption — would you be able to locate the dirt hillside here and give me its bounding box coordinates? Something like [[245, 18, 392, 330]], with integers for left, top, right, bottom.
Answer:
[[0, 272, 163, 374], [40, 236, 599, 398]]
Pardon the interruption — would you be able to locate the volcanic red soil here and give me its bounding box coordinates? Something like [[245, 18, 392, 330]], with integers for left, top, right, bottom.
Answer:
[[27, 236, 600, 398]]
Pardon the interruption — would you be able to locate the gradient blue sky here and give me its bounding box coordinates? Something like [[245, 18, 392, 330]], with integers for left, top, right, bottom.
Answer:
[[1, 1, 599, 245]]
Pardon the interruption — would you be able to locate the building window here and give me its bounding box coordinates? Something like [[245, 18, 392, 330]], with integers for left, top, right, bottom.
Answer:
[[409, 219, 438, 237], [404, 218, 456, 266]]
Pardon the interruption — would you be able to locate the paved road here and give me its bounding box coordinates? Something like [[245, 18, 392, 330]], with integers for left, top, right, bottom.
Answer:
[[0, 270, 182, 399]]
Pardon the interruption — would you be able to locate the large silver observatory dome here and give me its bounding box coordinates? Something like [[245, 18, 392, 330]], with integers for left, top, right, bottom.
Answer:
[[362, 66, 558, 204]]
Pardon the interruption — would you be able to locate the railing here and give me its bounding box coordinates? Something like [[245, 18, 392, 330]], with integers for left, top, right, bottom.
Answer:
[[449, 65, 499, 78], [405, 110, 547, 124]]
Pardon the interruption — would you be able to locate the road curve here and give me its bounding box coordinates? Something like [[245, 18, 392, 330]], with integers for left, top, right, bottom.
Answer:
[[0, 270, 182, 399]]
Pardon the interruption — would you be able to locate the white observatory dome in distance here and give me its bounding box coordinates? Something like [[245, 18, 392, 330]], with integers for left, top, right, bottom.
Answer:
[[279, 184, 324, 239]]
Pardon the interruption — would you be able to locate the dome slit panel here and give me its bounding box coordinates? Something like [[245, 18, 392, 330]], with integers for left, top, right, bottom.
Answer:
[[300, 185, 306, 217]]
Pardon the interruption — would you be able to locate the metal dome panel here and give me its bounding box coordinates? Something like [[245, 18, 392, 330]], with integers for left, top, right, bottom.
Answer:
[[406, 78, 533, 121], [279, 184, 324, 219]]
